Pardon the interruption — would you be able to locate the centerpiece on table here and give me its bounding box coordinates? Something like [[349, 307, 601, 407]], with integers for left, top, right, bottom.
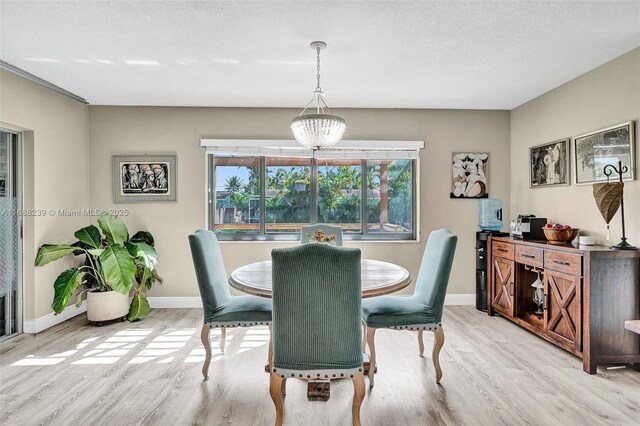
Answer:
[[306, 229, 338, 244]]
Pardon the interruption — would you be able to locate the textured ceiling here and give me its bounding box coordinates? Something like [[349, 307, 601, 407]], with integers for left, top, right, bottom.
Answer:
[[1, 1, 639, 109]]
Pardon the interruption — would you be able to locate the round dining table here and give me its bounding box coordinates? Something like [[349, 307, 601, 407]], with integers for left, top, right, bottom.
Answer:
[[229, 258, 412, 298]]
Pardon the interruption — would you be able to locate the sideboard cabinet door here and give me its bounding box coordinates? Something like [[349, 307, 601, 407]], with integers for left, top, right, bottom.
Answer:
[[544, 270, 582, 352], [492, 257, 515, 317]]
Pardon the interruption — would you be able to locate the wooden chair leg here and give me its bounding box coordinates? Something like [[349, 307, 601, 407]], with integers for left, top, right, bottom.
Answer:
[[200, 324, 211, 380], [351, 372, 365, 426], [361, 320, 367, 354], [269, 372, 285, 426], [418, 329, 425, 357], [433, 327, 445, 383], [267, 324, 273, 370], [366, 327, 376, 388], [220, 327, 227, 353], [281, 378, 287, 396]]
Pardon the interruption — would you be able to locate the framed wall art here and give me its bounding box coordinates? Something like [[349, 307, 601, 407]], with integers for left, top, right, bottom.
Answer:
[[113, 155, 177, 202], [574, 121, 635, 185], [450, 152, 489, 198], [529, 138, 570, 188]]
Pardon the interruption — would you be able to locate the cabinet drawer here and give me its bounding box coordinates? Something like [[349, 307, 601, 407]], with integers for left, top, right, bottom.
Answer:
[[544, 251, 582, 276], [515, 245, 544, 268], [492, 241, 514, 260]]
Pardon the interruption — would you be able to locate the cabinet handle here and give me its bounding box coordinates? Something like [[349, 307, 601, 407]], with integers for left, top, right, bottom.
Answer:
[[522, 254, 536, 259], [510, 282, 514, 296], [497, 248, 508, 253], [543, 293, 548, 310], [553, 260, 570, 266]]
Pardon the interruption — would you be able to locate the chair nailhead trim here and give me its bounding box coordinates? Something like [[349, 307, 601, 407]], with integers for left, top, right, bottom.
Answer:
[[271, 369, 363, 377], [385, 322, 442, 331], [206, 321, 272, 328]]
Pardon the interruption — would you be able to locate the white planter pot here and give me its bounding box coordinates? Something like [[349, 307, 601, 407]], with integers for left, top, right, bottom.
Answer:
[[87, 291, 130, 322]]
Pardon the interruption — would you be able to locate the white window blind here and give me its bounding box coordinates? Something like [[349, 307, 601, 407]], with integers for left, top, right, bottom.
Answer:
[[200, 139, 424, 159]]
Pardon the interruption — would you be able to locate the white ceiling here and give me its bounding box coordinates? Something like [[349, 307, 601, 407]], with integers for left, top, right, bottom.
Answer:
[[1, 1, 639, 109]]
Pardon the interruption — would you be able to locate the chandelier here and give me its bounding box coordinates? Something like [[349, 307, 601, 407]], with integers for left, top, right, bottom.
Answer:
[[291, 41, 346, 150]]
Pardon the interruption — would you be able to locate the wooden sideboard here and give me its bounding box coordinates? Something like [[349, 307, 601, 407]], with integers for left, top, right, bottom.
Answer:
[[487, 236, 640, 374]]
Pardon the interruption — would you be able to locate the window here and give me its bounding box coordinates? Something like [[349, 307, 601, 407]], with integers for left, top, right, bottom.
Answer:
[[208, 155, 417, 241], [317, 160, 362, 233], [265, 157, 311, 233], [211, 156, 260, 234], [366, 159, 413, 233]]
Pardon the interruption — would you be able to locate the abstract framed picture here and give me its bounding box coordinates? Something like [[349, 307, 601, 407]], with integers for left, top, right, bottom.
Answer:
[[450, 152, 489, 198], [113, 155, 177, 202], [574, 121, 635, 185], [529, 138, 570, 188]]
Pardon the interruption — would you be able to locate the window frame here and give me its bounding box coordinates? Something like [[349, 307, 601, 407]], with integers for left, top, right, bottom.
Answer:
[[207, 154, 418, 241]]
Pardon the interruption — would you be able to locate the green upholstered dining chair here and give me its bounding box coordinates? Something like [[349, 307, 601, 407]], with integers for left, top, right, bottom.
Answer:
[[300, 223, 344, 246], [269, 244, 365, 426], [188, 229, 272, 379], [362, 229, 457, 387]]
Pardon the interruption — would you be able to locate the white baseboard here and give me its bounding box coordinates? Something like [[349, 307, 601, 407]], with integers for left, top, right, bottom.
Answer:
[[444, 293, 475, 305], [147, 296, 202, 308], [23, 294, 474, 333], [23, 301, 87, 334]]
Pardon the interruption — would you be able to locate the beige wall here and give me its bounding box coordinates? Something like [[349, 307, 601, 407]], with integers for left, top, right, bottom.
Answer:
[[0, 70, 90, 319], [511, 48, 640, 245], [89, 107, 510, 301]]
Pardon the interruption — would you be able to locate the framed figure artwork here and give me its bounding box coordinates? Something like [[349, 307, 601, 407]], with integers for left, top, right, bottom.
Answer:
[[450, 152, 489, 198], [113, 155, 177, 202], [529, 138, 570, 188]]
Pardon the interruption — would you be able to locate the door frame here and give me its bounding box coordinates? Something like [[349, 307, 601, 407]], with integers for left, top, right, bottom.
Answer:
[[0, 128, 23, 341]]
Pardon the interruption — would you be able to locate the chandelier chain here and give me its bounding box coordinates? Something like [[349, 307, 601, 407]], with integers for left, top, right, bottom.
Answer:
[[316, 46, 321, 93]]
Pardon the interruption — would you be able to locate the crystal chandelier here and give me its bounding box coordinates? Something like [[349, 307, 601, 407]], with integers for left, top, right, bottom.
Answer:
[[291, 41, 346, 150]]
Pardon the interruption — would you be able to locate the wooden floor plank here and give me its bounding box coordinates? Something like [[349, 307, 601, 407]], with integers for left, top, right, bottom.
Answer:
[[1, 306, 639, 426]]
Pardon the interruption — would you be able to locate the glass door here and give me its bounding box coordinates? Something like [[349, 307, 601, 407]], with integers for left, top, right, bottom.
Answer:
[[0, 130, 22, 340]]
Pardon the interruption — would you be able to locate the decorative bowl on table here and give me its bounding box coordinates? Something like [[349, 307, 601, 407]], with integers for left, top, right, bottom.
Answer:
[[543, 226, 579, 244]]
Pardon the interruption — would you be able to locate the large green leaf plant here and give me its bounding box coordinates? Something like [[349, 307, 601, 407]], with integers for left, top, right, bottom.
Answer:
[[35, 214, 162, 321]]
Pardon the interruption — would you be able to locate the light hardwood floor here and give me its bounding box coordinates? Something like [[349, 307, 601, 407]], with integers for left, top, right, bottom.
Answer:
[[1, 306, 639, 426]]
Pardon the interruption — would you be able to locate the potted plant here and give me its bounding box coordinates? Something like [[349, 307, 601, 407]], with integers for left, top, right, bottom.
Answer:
[[35, 214, 162, 324]]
